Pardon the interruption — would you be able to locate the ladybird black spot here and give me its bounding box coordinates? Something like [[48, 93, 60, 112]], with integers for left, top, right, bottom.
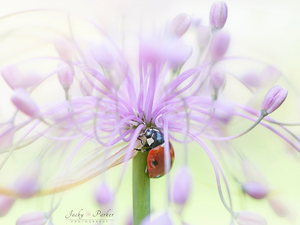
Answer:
[[152, 160, 158, 166]]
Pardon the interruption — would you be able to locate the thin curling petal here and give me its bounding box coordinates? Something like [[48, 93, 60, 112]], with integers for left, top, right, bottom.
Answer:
[[172, 166, 192, 205], [209, 30, 230, 61], [209, 1, 228, 30], [53, 38, 74, 61], [166, 13, 191, 38], [13, 161, 41, 198], [57, 62, 74, 88], [235, 211, 268, 225], [261, 85, 288, 114], [0, 124, 14, 153], [16, 211, 49, 225], [0, 194, 15, 217], [80, 78, 94, 96], [95, 182, 114, 205], [242, 181, 269, 200], [11, 88, 40, 117]]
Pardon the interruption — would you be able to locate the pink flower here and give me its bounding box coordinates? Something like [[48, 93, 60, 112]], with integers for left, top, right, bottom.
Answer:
[[11, 88, 40, 117], [242, 181, 269, 200], [210, 1, 228, 30], [0, 195, 15, 217], [209, 30, 230, 61], [16, 211, 49, 225], [172, 166, 192, 205], [261, 85, 288, 114], [165, 13, 191, 38], [235, 211, 267, 225]]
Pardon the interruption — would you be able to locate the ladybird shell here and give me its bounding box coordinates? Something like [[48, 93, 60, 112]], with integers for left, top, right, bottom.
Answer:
[[147, 142, 175, 178]]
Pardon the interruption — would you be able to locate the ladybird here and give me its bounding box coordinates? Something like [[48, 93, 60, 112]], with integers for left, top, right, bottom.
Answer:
[[135, 128, 175, 178]]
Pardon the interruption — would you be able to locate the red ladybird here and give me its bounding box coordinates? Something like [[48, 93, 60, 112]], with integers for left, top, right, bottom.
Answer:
[[135, 127, 175, 178], [147, 141, 175, 178]]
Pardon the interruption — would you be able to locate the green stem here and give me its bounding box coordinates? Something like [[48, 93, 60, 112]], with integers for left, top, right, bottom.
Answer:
[[133, 152, 150, 225]]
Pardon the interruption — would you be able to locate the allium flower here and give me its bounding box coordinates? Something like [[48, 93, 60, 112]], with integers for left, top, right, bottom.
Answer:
[[0, 1, 299, 224]]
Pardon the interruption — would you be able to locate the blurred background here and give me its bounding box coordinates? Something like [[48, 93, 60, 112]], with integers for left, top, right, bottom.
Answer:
[[0, 0, 300, 224]]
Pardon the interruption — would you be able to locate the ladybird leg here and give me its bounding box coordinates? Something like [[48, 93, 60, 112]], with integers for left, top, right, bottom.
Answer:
[[137, 137, 145, 146], [145, 165, 148, 173], [134, 148, 142, 151]]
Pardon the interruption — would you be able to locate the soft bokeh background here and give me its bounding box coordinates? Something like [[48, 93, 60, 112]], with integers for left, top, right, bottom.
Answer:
[[0, 0, 300, 224]]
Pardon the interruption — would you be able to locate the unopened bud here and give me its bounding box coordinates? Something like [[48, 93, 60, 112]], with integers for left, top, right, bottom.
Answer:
[[1, 66, 40, 89], [53, 38, 74, 61], [209, 1, 228, 30], [197, 25, 211, 50], [241, 159, 266, 184], [0, 195, 15, 217], [267, 197, 291, 217], [242, 181, 268, 200], [235, 211, 267, 225], [11, 88, 39, 117], [95, 182, 114, 205], [167, 41, 192, 69], [16, 211, 49, 225], [140, 212, 172, 225], [261, 85, 288, 115], [13, 161, 41, 198], [210, 71, 225, 98], [57, 62, 74, 89], [172, 166, 192, 205], [209, 30, 230, 61], [166, 13, 191, 38], [91, 44, 114, 68]]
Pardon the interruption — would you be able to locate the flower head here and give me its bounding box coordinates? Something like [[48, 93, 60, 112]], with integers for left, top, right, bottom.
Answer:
[[0, 1, 298, 225]]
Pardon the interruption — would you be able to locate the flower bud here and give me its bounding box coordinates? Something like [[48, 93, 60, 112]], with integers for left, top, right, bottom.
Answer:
[[0, 195, 15, 217], [261, 85, 288, 115], [166, 13, 191, 38], [57, 62, 74, 89], [241, 72, 261, 88], [197, 25, 211, 50], [167, 41, 192, 69], [91, 44, 114, 69], [235, 211, 267, 225], [16, 211, 49, 225], [209, 71, 225, 97], [267, 197, 290, 217], [140, 212, 172, 225], [172, 166, 192, 205], [13, 161, 41, 198], [242, 181, 268, 200], [1, 66, 40, 89], [95, 182, 114, 205], [241, 159, 266, 184], [140, 38, 166, 64], [209, 1, 228, 30], [209, 30, 230, 61], [53, 38, 74, 61], [11, 88, 40, 117]]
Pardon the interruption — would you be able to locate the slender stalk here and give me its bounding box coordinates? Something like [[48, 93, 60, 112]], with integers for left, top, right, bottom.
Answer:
[[132, 152, 150, 225]]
